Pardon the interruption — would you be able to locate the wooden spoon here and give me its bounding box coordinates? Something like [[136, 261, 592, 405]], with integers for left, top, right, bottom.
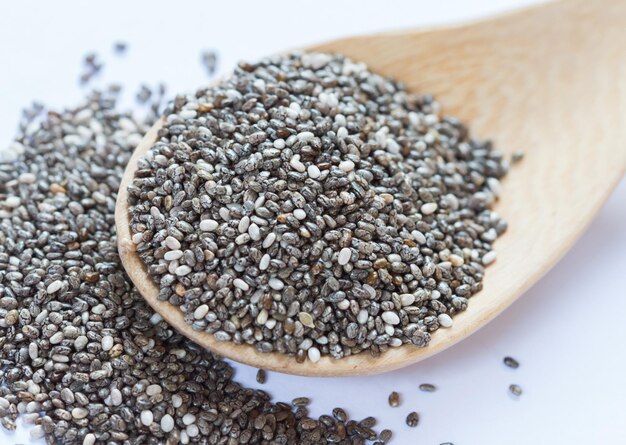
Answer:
[[116, 0, 626, 377]]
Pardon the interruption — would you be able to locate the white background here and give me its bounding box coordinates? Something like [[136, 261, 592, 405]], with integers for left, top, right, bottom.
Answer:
[[1, 1, 625, 444]]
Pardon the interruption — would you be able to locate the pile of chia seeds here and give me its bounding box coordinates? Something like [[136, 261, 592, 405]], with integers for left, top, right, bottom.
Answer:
[[0, 89, 384, 444], [127, 52, 508, 362]]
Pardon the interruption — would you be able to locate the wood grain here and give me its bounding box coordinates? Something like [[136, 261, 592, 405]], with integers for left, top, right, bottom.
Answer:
[[115, 0, 626, 377]]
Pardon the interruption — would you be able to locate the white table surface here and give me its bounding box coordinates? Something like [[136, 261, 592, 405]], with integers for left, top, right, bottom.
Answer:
[[2, 1, 625, 444]]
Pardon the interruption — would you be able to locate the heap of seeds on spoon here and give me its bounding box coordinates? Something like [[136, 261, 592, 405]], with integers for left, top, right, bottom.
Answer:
[[127, 52, 508, 362], [0, 82, 388, 443]]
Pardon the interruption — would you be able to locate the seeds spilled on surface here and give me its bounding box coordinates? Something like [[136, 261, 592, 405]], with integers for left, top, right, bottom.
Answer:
[[406, 411, 420, 427], [509, 384, 523, 397], [0, 87, 385, 444], [503, 356, 520, 369], [388, 391, 401, 407]]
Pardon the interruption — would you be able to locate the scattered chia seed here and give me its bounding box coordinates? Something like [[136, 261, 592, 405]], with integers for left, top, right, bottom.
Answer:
[[419, 383, 437, 392], [128, 52, 508, 363], [509, 384, 523, 397], [114, 41, 128, 54], [406, 411, 419, 427], [201, 49, 218, 75], [511, 150, 525, 163], [80, 52, 103, 85], [84, 52, 97, 66], [378, 429, 393, 443], [256, 368, 267, 384], [504, 356, 520, 369], [136, 84, 153, 104], [388, 391, 401, 407], [292, 397, 311, 407]]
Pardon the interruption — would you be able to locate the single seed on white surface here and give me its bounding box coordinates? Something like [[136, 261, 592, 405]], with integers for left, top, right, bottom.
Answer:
[[382, 311, 400, 325], [438, 314, 453, 328], [338, 247, 351, 265]]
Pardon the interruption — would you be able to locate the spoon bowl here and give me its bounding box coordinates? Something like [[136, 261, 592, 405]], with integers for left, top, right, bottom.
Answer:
[[116, 0, 626, 377]]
